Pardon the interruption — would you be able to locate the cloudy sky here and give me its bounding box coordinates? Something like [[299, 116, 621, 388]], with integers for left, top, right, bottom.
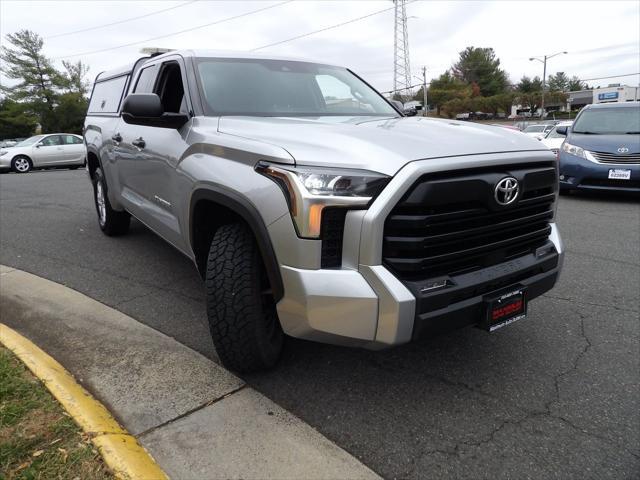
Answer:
[[1, 0, 639, 92]]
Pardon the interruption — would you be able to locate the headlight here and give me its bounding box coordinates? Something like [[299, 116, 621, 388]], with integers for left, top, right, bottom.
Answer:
[[0, 150, 7, 156], [561, 142, 597, 162], [256, 162, 390, 238]]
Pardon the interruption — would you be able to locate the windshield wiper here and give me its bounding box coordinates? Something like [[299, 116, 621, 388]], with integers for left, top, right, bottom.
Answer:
[[625, 131, 640, 134], [572, 131, 599, 134]]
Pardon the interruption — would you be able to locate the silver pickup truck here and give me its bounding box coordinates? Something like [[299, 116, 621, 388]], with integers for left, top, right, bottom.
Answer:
[[84, 50, 563, 372]]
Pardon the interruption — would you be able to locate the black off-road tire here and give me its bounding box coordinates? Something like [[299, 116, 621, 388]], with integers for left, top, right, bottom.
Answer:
[[206, 223, 284, 372], [93, 168, 130, 236]]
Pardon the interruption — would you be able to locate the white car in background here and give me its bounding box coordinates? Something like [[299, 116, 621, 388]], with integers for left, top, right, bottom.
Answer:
[[541, 121, 573, 157], [522, 124, 553, 140], [0, 134, 86, 173]]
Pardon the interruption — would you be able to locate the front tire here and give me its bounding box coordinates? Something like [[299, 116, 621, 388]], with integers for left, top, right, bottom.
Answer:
[[206, 223, 284, 372], [93, 168, 130, 236], [11, 156, 32, 173]]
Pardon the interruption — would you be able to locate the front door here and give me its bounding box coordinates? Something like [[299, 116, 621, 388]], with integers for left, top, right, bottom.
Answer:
[[117, 56, 193, 252], [32, 135, 64, 166]]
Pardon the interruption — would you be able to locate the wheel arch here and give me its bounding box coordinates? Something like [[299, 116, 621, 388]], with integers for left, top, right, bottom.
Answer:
[[12, 153, 33, 163], [189, 187, 284, 302], [86, 148, 101, 181]]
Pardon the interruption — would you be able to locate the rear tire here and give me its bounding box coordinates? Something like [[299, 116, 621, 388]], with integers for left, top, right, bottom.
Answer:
[[205, 223, 284, 372], [11, 156, 32, 173], [93, 168, 130, 236]]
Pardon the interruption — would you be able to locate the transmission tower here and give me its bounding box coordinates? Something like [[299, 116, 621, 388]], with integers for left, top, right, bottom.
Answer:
[[393, 0, 411, 99]]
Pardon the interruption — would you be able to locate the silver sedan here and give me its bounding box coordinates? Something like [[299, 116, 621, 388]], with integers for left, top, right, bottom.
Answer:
[[0, 134, 87, 173]]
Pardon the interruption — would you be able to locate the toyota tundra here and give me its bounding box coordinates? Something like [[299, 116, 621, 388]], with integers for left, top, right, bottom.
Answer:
[[84, 50, 564, 372]]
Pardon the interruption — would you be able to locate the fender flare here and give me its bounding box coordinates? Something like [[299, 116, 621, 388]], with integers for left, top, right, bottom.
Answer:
[[189, 187, 284, 302]]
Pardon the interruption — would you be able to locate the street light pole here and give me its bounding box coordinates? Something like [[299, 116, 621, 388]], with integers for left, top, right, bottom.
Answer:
[[541, 55, 547, 118], [530, 51, 567, 118], [422, 66, 427, 116]]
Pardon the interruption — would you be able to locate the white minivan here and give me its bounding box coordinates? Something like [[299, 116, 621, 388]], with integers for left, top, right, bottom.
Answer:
[[0, 134, 86, 173]]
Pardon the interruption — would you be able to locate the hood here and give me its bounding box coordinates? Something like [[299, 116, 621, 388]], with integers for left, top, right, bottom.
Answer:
[[568, 133, 640, 155], [218, 116, 548, 176]]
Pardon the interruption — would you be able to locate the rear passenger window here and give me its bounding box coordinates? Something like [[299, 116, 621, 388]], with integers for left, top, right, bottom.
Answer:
[[88, 75, 128, 114], [62, 135, 82, 145]]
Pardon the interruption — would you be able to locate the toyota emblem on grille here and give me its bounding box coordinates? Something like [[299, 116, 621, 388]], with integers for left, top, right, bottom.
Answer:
[[494, 177, 519, 205], [617, 147, 629, 154]]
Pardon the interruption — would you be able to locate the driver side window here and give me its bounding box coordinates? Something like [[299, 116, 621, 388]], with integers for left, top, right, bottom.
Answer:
[[155, 61, 188, 115], [40, 135, 61, 147]]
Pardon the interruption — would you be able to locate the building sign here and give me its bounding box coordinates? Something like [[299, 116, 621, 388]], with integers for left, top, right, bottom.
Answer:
[[598, 92, 619, 101]]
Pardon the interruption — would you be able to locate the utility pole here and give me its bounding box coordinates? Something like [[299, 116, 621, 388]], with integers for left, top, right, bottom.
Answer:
[[422, 66, 427, 116], [393, 0, 411, 100], [530, 51, 567, 119]]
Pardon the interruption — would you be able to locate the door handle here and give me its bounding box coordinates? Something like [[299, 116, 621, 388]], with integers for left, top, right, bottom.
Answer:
[[111, 133, 122, 144], [132, 137, 146, 150]]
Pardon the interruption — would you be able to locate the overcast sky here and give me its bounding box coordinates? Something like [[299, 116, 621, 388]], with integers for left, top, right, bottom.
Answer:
[[1, 0, 639, 93]]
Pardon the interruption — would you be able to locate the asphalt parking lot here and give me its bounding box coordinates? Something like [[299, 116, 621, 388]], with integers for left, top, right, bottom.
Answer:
[[1, 169, 638, 479]]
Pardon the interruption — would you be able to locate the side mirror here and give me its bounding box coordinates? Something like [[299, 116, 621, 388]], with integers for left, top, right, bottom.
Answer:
[[555, 126, 568, 136], [121, 93, 188, 129]]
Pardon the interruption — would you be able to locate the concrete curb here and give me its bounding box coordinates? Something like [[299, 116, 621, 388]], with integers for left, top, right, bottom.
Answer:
[[0, 322, 168, 480], [0, 265, 381, 480]]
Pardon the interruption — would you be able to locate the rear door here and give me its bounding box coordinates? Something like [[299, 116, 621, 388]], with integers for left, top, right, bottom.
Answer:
[[61, 135, 86, 163]]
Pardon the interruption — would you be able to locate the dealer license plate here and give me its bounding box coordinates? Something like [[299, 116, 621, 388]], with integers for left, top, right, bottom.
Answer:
[[482, 287, 527, 332], [608, 169, 631, 180]]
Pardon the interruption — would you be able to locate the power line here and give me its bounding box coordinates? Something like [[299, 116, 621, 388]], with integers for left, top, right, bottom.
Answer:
[[250, 1, 418, 52], [53, 0, 293, 60], [45, 1, 198, 39], [580, 72, 640, 82]]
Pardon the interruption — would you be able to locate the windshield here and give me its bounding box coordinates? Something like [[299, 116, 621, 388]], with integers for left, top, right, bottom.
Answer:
[[15, 135, 44, 147], [524, 125, 546, 133], [572, 106, 640, 134], [196, 58, 398, 117]]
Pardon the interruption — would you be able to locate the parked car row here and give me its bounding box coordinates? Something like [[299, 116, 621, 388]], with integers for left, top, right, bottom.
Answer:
[[0, 133, 87, 173], [455, 111, 506, 121]]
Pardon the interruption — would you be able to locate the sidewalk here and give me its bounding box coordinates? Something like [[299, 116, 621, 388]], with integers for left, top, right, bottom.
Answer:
[[0, 265, 380, 480]]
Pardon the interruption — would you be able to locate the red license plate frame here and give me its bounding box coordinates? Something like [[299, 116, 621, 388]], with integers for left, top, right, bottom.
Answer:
[[482, 286, 527, 332]]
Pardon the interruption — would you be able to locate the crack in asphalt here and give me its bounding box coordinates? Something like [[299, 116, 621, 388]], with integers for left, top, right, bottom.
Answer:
[[401, 310, 638, 478], [542, 293, 639, 313]]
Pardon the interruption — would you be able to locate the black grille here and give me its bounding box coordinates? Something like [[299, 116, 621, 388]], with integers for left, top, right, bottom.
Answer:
[[383, 163, 557, 280], [321, 208, 348, 268]]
